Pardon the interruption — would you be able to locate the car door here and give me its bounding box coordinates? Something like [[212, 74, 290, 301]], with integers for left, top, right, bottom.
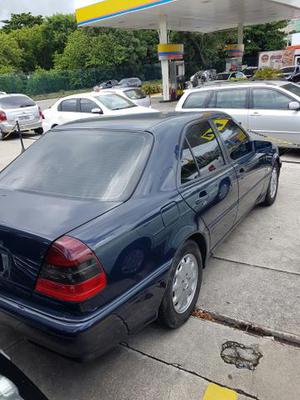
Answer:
[[56, 98, 80, 124], [212, 117, 268, 221], [178, 119, 239, 249], [249, 87, 300, 145]]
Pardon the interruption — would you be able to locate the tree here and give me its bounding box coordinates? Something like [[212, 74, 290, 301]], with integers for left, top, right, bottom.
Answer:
[[1, 12, 43, 33], [10, 25, 45, 72], [0, 32, 23, 72], [243, 21, 289, 64]]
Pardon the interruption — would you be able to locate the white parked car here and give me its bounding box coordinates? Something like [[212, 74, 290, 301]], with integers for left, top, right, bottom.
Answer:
[[0, 94, 44, 140], [43, 91, 157, 132], [103, 87, 151, 108], [176, 81, 300, 147]]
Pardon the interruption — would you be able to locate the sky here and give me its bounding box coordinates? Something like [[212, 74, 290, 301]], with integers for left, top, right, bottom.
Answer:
[[0, 0, 101, 23]]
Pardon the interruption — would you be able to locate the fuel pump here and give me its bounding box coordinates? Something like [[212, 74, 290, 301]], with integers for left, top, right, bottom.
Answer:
[[169, 60, 185, 101]]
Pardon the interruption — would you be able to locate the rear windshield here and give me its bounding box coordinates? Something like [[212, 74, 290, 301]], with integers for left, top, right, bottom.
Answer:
[[0, 130, 153, 201], [125, 89, 146, 100], [95, 94, 136, 110], [283, 83, 300, 97], [0, 95, 35, 110]]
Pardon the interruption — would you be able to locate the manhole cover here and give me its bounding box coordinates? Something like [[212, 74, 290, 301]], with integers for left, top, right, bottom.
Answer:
[[221, 341, 263, 370]]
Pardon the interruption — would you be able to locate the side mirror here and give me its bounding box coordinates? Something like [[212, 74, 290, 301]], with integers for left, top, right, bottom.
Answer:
[[91, 108, 103, 114], [254, 140, 273, 152], [288, 101, 300, 111]]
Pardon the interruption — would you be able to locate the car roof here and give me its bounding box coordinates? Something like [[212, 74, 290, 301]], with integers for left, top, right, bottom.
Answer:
[[57, 91, 122, 101], [187, 80, 290, 91], [0, 93, 30, 98], [53, 111, 229, 135]]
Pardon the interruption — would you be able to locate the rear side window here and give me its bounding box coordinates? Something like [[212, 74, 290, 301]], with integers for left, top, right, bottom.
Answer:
[[213, 89, 248, 109], [125, 89, 146, 100], [181, 121, 225, 183], [59, 99, 78, 112], [182, 91, 211, 109], [181, 141, 200, 184], [213, 118, 251, 160], [252, 88, 291, 110], [0, 131, 153, 201], [80, 99, 98, 113], [0, 96, 35, 109], [186, 121, 225, 177]]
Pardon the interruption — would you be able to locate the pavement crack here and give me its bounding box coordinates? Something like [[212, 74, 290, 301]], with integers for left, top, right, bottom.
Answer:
[[121, 342, 260, 400]]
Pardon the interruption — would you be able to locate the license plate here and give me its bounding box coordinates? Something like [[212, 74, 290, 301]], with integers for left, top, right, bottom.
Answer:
[[18, 115, 31, 121]]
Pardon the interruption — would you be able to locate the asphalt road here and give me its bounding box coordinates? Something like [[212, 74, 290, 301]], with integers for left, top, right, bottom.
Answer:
[[0, 101, 300, 400]]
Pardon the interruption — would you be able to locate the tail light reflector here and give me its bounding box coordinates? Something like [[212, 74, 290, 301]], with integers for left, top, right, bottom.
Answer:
[[0, 111, 7, 122], [38, 106, 45, 120], [35, 236, 107, 302]]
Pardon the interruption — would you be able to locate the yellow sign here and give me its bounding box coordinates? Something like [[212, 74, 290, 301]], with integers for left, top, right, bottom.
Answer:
[[203, 384, 238, 400], [76, 0, 175, 26]]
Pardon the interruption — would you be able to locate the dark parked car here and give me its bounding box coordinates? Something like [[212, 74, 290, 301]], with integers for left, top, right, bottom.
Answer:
[[118, 77, 142, 87], [0, 351, 47, 399], [98, 80, 119, 89], [0, 113, 280, 360]]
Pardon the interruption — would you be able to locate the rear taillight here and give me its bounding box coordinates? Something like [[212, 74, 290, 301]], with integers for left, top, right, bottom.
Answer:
[[0, 111, 7, 122], [38, 106, 45, 120], [35, 236, 107, 302]]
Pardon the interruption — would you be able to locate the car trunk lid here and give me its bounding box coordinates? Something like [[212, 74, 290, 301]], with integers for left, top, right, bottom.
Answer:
[[0, 188, 121, 297]]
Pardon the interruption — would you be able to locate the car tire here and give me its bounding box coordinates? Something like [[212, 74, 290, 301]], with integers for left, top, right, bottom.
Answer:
[[34, 128, 44, 135], [158, 240, 203, 329], [262, 163, 280, 207]]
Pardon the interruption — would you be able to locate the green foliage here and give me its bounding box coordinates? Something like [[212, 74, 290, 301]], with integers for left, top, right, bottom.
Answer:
[[243, 21, 288, 58], [141, 82, 162, 95], [253, 67, 282, 80], [10, 25, 46, 72], [0, 32, 23, 72], [0, 72, 26, 93], [1, 12, 43, 33]]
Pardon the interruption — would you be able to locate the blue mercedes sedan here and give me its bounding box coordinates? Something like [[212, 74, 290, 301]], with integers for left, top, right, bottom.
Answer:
[[0, 112, 280, 360]]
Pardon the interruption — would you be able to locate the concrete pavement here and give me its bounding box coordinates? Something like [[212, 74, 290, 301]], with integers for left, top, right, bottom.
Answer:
[[0, 101, 299, 399]]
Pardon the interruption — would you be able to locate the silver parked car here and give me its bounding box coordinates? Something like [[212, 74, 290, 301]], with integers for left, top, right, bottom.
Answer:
[[176, 81, 300, 147], [0, 94, 43, 140], [103, 87, 151, 108]]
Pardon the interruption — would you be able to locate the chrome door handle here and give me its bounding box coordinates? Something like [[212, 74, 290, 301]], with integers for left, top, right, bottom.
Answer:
[[250, 112, 261, 116]]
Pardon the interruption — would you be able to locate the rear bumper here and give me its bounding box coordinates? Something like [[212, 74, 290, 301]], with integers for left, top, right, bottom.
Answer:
[[0, 297, 128, 361], [0, 262, 171, 360], [0, 120, 42, 133]]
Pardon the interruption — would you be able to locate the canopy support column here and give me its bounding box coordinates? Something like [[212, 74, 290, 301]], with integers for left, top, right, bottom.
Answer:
[[159, 15, 170, 101], [238, 23, 244, 45]]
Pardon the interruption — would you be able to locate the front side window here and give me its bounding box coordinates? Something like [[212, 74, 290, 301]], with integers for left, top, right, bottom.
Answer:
[[182, 91, 211, 109], [0, 131, 153, 201], [213, 118, 251, 160], [181, 121, 225, 182], [252, 88, 291, 110], [214, 89, 248, 109], [59, 99, 78, 112], [80, 99, 98, 113]]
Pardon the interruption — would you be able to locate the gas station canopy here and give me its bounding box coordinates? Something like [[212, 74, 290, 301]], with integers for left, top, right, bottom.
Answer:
[[76, 0, 300, 32]]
